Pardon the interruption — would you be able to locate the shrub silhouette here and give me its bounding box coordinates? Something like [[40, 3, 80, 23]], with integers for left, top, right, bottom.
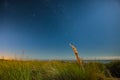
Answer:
[[106, 61, 120, 78]]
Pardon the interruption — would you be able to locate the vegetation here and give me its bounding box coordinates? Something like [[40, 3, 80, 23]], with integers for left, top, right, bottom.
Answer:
[[0, 44, 119, 80], [106, 61, 120, 78], [0, 60, 118, 80]]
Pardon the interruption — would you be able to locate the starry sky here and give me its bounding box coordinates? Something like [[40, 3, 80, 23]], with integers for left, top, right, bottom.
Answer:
[[0, 0, 120, 59]]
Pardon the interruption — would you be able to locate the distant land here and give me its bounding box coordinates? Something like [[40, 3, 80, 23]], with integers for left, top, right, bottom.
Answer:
[[0, 56, 120, 61]]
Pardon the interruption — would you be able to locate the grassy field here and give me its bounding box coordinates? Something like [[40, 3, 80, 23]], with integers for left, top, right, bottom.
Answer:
[[0, 60, 119, 80]]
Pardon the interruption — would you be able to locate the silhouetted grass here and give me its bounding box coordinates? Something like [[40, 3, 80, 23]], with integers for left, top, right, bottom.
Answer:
[[106, 61, 120, 78]]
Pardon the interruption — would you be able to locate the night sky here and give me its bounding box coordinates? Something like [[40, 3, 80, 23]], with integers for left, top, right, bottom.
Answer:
[[0, 0, 120, 59]]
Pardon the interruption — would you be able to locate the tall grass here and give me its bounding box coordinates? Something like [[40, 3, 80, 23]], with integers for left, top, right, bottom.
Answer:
[[0, 60, 114, 80], [69, 43, 82, 65], [0, 44, 115, 80]]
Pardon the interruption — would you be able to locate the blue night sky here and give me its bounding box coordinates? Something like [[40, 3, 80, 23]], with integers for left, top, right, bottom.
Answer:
[[0, 0, 120, 59]]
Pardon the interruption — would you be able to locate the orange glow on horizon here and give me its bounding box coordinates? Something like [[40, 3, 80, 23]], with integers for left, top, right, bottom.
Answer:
[[0, 52, 23, 60], [0, 56, 13, 60], [0, 52, 15, 60]]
